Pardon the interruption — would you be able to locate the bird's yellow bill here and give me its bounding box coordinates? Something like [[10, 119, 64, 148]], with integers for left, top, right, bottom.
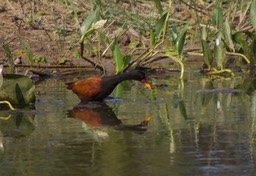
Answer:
[[141, 79, 152, 90], [140, 115, 152, 126], [145, 115, 152, 121]]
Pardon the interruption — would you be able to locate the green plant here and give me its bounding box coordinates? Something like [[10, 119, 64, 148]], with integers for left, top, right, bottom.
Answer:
[[58, 57, 67, 64], [198, 3, 254, 76], [111, 37, 131, 73], [33, 56, 47, 64], [21, 39, 33, 66], [2, 43, 15, 74]]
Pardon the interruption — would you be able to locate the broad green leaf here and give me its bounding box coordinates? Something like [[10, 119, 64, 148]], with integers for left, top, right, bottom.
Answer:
[[155, 11, 168, 39], [80, 7, 100, 34], [214, 31, 225, 69], [111, 38, 123, 73], [2, 44, 15, 74], [250, 0, 256, 29], [0, 74, 35, 106], [153, 0, 163, 14], [170, 26, 178, 45], [224, 18, 235, 52], [212, 7, 223, 30], [233, 32, 250, 53], [200, 27, 212, 68], [177, 27, 188, 56], [201, 40, 212, 68], [123, 55, 131, 68]]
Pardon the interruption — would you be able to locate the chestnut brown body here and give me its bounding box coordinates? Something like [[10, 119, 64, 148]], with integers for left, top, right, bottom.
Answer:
[[66, 70, 152, 102]]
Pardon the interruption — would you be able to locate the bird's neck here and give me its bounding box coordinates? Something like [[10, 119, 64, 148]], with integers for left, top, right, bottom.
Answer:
[[104, 72, 137, 85]]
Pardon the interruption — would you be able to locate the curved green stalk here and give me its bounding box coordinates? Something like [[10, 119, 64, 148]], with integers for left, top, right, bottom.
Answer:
[[207, 69, 234, 77], [164, 53, 184, 79], [0, 115, 11, 120], [0, 101, 15, 110], [226, 51, 250, 64]]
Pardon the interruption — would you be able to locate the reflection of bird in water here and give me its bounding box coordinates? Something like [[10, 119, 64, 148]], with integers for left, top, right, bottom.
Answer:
[[67, 103, 151, 132], [66, 70, 152, 103], [67, 103, 122, 127], [114, 115, 151, 131]]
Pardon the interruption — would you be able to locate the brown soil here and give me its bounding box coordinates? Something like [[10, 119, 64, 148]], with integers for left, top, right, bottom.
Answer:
[[0, 1, 87, 68], [0, 1, 202, 75]]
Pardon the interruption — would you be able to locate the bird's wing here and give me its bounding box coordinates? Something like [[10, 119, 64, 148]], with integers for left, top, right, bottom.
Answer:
[[70, 76, 102, 99]]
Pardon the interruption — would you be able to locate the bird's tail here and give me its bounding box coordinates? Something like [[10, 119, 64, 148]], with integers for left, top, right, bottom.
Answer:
[[65, 82, 75, 89]]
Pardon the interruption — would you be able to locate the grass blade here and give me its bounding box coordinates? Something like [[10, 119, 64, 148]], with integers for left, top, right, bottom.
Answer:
[[155, 12, 168, 39]]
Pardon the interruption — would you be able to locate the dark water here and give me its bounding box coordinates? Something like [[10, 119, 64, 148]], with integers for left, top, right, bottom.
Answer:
[[1, 69, 256, 176]]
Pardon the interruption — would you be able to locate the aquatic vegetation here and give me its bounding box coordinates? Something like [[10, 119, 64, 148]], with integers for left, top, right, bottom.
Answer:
[[1, 0, 256, 77], [196, 1, 255, 76], [0, 64, 35, 107]]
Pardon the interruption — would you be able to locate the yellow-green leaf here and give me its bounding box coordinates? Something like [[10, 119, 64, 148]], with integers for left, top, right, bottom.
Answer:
[[250, 0, 256, 29], [214, 31, 225, 69], [224, 18, 235, 52]]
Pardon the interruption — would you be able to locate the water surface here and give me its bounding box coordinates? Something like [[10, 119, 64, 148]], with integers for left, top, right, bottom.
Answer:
[[0, 69, 256, 176]]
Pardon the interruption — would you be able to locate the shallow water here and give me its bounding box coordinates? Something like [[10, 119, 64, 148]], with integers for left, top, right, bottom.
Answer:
[[1, 69, 256, 176]]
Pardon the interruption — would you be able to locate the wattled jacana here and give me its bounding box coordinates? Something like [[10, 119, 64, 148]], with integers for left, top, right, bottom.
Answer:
[[66, 70, 152, 102]]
